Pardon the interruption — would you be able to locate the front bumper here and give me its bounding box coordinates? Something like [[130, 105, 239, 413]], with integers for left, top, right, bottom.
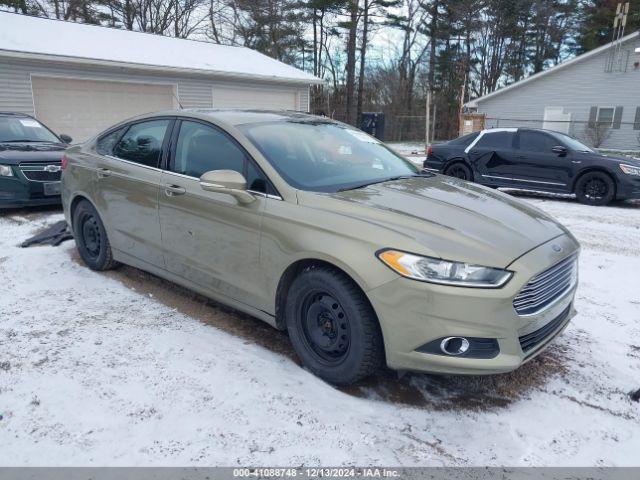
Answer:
[[367, 234, 579, 375], [0, 169, 61, 208], [615, 172, 640, 200]]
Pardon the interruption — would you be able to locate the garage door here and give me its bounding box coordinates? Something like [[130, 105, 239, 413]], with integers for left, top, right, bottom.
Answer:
[[32, 77, 175, 142], [213, 85, 297, 110]]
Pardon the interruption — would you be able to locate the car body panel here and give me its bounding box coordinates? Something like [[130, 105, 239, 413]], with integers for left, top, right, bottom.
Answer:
[[62, 110, 580, 376]]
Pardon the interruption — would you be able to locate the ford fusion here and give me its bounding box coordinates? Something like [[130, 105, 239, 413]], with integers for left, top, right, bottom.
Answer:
[[61, 110, 579, 385], [0, 112, 72, 208]]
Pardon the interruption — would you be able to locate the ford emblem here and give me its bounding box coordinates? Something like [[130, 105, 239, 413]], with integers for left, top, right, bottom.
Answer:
[[44, 165, 62, 173]]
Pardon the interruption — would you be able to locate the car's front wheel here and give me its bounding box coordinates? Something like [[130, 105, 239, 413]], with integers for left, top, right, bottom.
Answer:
[[285, 266, 384, 385], [72, 199, 119, 271], [575, 171, 615, 206], [444, 162, 473, 181]]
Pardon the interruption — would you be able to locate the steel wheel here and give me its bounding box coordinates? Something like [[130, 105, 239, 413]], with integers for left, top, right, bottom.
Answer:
[[80, 214, 102, 260], [299, 291, 351, 365]]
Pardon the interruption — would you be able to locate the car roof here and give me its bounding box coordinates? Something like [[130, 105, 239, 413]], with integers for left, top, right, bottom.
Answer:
[[0, 112, 33, 118], [481, 127, 564, 135], [137, 109, 337, 127]]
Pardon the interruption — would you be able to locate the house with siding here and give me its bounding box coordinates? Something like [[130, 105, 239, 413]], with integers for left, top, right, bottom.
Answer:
[[0, 12, 321, 142], [466, 31, 640, 151]]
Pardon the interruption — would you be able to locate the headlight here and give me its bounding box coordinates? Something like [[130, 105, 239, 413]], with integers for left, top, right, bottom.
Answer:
[[0, 165, 13, 177], [620, 164, 640, 176], [377, 249, 513, 288]]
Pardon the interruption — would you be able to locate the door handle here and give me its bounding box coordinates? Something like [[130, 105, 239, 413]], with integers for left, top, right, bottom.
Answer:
[[97, 167, 111, 178], [164, 184, 186, 196]]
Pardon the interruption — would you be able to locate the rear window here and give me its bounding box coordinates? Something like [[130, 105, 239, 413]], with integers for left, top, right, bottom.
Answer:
[[448, 132, 479, 147], [476, 131, 515, 149]]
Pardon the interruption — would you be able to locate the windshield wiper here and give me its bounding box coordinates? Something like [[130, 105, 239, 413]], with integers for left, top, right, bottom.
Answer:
[[2, 139, 44, 143], [338, 173, 430, 192]]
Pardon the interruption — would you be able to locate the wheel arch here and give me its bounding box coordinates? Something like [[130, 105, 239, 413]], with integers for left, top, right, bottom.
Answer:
[[69, 193, 107, 235], [443, 157, 474, 180], [571, 167, 617, 193], [274, 257, 374, 331]]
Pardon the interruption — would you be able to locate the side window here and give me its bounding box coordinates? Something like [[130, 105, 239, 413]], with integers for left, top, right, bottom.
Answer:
[[246, 160, 277, 195], [96, 127, 126, 155], [174, 121, 246, 178], [518, 131, 557, 152], [476, 131, 514, 149], [113, 120, 170, 168]]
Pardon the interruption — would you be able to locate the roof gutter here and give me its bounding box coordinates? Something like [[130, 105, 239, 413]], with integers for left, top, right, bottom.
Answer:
[[0, 49, 324, 85]]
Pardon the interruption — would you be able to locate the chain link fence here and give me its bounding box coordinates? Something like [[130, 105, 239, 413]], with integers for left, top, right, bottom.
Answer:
[[385, 114, 640, 153]]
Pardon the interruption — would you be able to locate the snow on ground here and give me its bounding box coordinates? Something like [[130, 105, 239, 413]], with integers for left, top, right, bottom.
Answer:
[[0, 196, 639, 466]]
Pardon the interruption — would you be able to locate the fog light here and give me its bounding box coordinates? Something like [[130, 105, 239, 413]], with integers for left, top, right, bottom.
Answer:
[[440, 337, 470, 356]]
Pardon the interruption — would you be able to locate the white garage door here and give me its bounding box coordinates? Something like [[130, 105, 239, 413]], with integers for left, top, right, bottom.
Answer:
[[32, 77, 175, 142], [213, 85, 297, 110]]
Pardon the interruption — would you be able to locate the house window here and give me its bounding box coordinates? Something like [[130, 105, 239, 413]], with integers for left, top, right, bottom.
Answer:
[[596, 107, 615, 126]]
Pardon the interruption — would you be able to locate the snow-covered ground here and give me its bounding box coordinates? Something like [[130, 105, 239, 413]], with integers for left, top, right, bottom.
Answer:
[[0, 195, 639, 466]]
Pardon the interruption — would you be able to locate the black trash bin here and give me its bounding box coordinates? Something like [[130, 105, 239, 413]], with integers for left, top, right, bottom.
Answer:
[[360, 112, 385, 141]]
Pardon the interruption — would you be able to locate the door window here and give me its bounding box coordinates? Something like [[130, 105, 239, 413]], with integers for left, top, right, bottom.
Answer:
[[518, 131, 558, 153], [113, 120, 170, 168], [475, 131, 514, 149], [96, 126, 126, 155], [174, 121, 246, 178]]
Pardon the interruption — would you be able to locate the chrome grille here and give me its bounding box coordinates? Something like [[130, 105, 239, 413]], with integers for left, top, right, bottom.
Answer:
[[513, 255, 577, 316], [19, 162, 62, 182]]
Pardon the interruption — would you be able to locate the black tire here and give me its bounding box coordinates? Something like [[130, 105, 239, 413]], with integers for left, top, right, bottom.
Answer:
[[285, 266, 384, 385], [72, 200, 119, 271], [575, 171, 615, 206], [444, 162, 473, 181]]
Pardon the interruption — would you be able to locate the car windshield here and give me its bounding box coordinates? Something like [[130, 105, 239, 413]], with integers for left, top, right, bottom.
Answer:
[[0, 116, 60, 143], [551, 132, 593, 153], [239, 120, 420, 192]]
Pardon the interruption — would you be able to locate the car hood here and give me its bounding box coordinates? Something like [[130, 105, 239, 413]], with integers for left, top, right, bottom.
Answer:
[[578, 150, 640, 166], [300, 175, 569, 268], [0, 142, 67, 165]]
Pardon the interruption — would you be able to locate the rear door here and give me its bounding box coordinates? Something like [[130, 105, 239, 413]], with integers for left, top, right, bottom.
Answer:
[[158, 119, 271, 311], [93, 118, 173, 268], [466, 130, 517, 185], [512, 130, 572, 191]]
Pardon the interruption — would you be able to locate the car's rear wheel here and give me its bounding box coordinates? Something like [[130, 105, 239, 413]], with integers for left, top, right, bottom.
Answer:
[[444, 162, 473, 181], [285, 266, 384, 385], [575, 172, 615, 206], [72, 200, 119, 271]]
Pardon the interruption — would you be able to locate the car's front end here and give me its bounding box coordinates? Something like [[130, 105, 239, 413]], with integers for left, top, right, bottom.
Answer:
[[0, 146, 66, 208], [612, 160, 640, 200], [0, 114, 68, 208], [367, 234, 579, 374], [311, 174, 580, 376]]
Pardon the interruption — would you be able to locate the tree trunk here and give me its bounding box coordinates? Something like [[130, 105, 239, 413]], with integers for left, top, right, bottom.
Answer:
[[345, 0, 359, 125], [356, 0, 370, 124]]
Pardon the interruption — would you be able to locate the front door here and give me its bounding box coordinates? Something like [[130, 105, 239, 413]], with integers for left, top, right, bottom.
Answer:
[[158, 119, 270, 310], [466, 130, 518, 186], [512, 129, 572, 191], [94, 118, 173, 267]]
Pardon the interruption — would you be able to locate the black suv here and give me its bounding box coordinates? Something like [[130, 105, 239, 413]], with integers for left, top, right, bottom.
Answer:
[[424, 127, 640, 206], [0, 112, 72, 208]]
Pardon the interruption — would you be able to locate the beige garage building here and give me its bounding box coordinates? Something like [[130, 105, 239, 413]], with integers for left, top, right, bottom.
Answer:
[[0, 12, 321, 142]]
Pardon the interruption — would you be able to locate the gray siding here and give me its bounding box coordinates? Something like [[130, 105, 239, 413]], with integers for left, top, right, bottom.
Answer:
[[475, 36, 640, 150], [0, 57, 310, 115]]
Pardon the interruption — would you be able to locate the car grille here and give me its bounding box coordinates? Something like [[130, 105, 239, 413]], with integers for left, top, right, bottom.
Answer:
[[513, 254, 578, 316], [19, 162, 62, 182], [519, 304, 571, 354]]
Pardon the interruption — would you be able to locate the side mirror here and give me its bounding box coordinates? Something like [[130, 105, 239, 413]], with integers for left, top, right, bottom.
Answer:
[[199, 170, 255, 204], [552, 145, 567, 156], [59, 134, 72, 144]]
